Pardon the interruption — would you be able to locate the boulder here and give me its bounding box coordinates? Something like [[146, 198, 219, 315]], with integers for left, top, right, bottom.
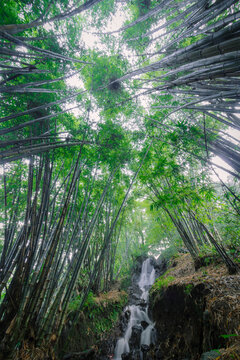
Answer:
[[141, 321, 149, 330], [200, 351, 221, 360], [129, 325, 142, 349], [131, 349, 141, 360], [121, 352, 131, 360]]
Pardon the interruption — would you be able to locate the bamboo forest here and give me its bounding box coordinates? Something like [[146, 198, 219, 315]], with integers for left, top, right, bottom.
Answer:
[[0, 0, 240, 359]]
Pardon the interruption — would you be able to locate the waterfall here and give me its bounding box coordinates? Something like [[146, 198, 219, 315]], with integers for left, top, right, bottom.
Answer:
[[114, 338, 130, 359], [114, 258, 156, 360], [141, 324, 155, 346]]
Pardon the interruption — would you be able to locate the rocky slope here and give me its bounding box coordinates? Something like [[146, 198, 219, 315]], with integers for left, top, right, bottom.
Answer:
[[57, 289, 128, 360], [150, 253, 240, 360]]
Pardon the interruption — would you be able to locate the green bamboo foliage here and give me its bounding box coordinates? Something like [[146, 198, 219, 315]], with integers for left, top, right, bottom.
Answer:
[[0, 0, 104, 34], [113, 0, 240, 172], [140, 148, 239, 273], [0, 152, 132, 354]]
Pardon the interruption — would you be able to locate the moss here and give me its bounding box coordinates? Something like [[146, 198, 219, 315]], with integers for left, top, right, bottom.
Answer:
[[150, 275, 175, 297], [184, 283, 194, 295], [58, 290, 128, 357], [81, 290, 128, 336], [194, 254, 222, 270]]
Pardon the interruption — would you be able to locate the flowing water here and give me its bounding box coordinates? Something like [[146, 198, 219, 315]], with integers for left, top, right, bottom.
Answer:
[[114, 258, 156, 360]]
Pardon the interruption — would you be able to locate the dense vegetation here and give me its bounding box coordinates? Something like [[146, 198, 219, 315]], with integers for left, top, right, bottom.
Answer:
[[0, 0, 239, 358]]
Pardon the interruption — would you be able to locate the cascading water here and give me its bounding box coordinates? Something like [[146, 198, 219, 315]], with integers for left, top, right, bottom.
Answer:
[[114, 258, 156, 360]]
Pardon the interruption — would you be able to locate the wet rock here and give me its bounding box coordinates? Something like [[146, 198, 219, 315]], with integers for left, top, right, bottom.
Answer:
[[154, 256, 168, 277], [136, 299, 147, 307], [130, 292, 141, 303], [141, 344, 150, 353], [125, 310, 131, 320], [128, 286, 142, 305], [200, 351, 220, 360], [121, 352, 131, 360], [120, 310, 131, 333], [99, 339, 113, 356], [129, 325, 142, 349], [141, 345, 150, 360], [154, 347, 163, 360], [131, 349, 141, 360], [141, 321, 149, 330]]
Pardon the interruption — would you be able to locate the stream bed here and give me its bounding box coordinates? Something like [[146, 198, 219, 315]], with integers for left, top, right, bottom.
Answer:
[[114, 258, 157, 360]]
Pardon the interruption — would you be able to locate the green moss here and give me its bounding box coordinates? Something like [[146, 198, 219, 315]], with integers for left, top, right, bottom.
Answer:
[[60, 290, 128, 356], [81, 291, 128, 336], [150, 275, 175, 296], [68, 290, 128, 336], [195, 253, 221, 269]]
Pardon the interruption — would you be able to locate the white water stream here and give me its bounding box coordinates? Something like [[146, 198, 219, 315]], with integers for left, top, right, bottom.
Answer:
[[114, 258, 156, 360]]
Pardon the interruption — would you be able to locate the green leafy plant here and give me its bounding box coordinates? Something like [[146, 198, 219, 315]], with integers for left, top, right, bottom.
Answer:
[[220, 334, 239, 339], [184, 284, 194, 296]]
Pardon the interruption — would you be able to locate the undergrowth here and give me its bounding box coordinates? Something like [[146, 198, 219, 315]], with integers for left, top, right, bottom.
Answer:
[[67, 290, 127, 337], [150, 274, 175, 296]]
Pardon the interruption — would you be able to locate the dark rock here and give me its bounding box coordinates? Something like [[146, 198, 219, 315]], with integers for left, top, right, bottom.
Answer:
[[141, 345, 150, 360], [141, 344, 150, 353], [125, 310, 131, 320], [151, 283, 207, 359], [99, 340, 112, 355], [154, 347, 163, 360], [136, 299, 147, 307], [120, 309, 131, 333], [129, 325, 142, 349], [155, 256, 168, 277], [150, 276, 235, 360], [128, 286, 142, 305], [131, 349, 141, 360], [121, 352, 131, 360], [200, 351, 220, 360], [141, 321, 149, 330]]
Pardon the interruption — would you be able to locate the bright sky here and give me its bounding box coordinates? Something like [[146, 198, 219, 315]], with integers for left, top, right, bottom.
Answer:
[[210, 127, 240, 182]]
